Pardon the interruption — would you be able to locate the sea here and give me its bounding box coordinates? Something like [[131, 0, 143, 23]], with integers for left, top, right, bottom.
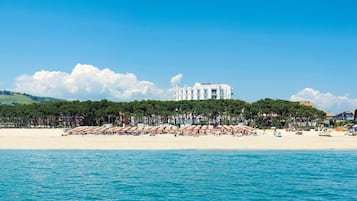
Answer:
[[1, 150, 357, 201]]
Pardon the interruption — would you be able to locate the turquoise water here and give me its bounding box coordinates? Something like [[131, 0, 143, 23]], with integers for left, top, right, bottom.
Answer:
[[1, 150, 357, 201]]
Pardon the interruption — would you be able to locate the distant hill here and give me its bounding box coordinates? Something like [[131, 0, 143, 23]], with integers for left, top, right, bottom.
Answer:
[[0, 90, 64, 105]]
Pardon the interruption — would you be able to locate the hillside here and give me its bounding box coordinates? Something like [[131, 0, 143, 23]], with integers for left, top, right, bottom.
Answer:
[[0, 90, 64, 105]]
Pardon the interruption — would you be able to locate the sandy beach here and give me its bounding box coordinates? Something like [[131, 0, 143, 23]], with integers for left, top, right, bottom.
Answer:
[[0, 128, 357, 150]]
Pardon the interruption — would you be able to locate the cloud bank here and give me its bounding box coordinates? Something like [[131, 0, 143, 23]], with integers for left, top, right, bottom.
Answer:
[[290, 88, 357, 113], [14, 64, 176, 100]]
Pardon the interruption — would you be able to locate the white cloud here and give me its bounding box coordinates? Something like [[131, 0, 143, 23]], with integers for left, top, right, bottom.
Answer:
[[170, 73, 183, 86], [290, 88, 357, 113], [14, 64, 166, 100]]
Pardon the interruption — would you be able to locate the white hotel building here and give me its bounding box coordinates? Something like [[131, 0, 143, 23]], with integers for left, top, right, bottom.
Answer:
[[175, 83, 233, 101]]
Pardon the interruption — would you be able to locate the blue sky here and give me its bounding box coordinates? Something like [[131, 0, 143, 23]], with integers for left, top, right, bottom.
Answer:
[[0, 0, 356, 113]]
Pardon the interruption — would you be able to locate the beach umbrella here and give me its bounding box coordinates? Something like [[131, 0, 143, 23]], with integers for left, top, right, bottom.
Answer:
[[144, 126, 153, 132], [157, 126, 165, 134], [164, 126, 172, 133], [149, 126, 159, 135], [114, 127, 124, 134], [353, 125, 357, 132], [200, 125, 208, 135]]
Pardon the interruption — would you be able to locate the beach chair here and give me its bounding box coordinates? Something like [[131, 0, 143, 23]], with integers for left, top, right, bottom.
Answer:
[[319, 130, 332, 137]]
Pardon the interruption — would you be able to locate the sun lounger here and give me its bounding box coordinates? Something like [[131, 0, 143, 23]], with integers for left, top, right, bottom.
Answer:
[[319, 131, 332, 137]]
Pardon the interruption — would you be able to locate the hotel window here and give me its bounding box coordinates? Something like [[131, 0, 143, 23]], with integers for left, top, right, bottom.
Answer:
[[220, 89, 224, 99], [211, 89, 217, 99], [204, 89, 208, 99], [211, 89, 217, 95]]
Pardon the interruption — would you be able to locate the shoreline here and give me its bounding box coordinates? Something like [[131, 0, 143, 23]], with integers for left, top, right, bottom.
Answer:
[[0, 128, 357, 150]]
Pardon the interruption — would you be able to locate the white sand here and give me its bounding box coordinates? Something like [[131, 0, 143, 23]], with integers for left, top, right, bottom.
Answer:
[[0, 128, 357, 150]]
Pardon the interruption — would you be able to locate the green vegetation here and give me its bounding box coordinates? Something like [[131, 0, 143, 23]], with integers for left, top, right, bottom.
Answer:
[[0, 90, 63, 105], [334, 120, 355, 127], [0, 98, 326, 128]]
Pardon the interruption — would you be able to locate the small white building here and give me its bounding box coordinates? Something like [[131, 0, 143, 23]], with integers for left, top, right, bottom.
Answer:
[[175, 82, 233, 101]]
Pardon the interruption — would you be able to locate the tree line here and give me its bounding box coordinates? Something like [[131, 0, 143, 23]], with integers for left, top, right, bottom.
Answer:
[[0, 98, 326, 129]]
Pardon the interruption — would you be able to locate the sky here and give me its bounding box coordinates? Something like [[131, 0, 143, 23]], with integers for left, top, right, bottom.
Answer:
[[0, 0, 356, 113]]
